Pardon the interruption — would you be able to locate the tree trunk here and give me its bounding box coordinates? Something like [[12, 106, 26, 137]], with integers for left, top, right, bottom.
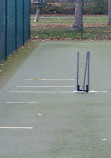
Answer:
[[34, 7, 40, 22], [108, 0, 111, 25], [73, 0, 82, 30]]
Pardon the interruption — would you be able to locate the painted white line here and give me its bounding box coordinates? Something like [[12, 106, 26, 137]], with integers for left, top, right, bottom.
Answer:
[[102, 138, 107, 141], [38, 113, 42, 116], [5, 102, 39, 104], [0, 127, 33, 129], [73, 90, 108, 93], [16, 86, 75, 88], [9, 91, 73, 94], [89, 90, 107, 93], [9, 90, 108, 94], [25, 79, 75, 81]]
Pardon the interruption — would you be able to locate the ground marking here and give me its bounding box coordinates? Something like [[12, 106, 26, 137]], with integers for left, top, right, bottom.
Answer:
[[0, 102, 40, 104], [102, 138, 107, 141], [16, 86, 75, 88], [6, 102, 39, 104], [9, 91, 73, 94], [73, 90, 107, 93], [25, 79, 75, 81], [9, 90, 108, 94], [0, 127, 33, 129], [89, 90, 107, 93], [38, 113, 42, 116]]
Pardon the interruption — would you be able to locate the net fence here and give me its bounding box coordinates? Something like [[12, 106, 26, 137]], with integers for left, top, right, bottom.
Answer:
[[31, 0, 111, 40], [0, 0, 30, 63]]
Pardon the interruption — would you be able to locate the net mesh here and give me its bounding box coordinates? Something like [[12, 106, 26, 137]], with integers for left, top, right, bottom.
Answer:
[[31, 0, 111, 40], [0, 0, 30, 63], [7, 0, 16, 56], [0, 0, 5, 61]]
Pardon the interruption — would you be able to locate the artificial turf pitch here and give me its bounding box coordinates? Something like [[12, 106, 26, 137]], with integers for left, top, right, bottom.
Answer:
[[0, 40, 111, 157]]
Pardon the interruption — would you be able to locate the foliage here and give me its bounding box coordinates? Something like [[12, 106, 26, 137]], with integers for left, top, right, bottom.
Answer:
[[31, 0, 108, 15], [31, 3, 75, 14]]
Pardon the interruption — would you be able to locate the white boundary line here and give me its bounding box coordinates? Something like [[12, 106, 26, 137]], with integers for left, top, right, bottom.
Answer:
[[9, 91, 73, 94], [0, 127, 33, 129], [0, 102, 40, 104], [9, 90, 108, 94], [6, 102, 39, 104], [89, 90, 107, 93], [16, 86, 75, 88], [73, 90, 107, 93], [25, 79, 75, 81]]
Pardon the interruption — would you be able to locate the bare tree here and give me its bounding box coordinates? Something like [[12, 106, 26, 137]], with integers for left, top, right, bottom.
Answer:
[[108, 0, 111, 25], [73, 0, 83, 30], [34, 7, 40, 22]]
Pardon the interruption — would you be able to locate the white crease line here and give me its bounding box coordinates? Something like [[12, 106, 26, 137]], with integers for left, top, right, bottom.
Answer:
[[9, 90, 108, 94], [73, 90, 108, 93], [5, 102, 39, 104], [0, 127, 33, 129], [0, 102, 40, 104], [9, 91, 73, 94], [89, 90, 107, 93], [16, 86, 75, 88], [25, 79, 75, 81]]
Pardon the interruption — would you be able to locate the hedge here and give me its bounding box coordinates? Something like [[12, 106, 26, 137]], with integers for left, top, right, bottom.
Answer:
[[31, 2, 108, 15]]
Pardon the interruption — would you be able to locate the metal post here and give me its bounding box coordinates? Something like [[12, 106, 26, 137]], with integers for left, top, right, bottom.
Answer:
[[15, 0, 17, 51], [85, 51, 90, 92], [87, 51, 90, 92], [5, 0, 7, 60], [83, 52, 88, 91], [77, 52, 79, 91], [29, 0, 31, 39], [23, 0, 25, 45], [81, 0, 84, 39]]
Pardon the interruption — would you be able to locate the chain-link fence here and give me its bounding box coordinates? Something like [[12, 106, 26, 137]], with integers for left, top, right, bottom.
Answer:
[[31, 0, 111, 40], [0, 0, 30, 63]]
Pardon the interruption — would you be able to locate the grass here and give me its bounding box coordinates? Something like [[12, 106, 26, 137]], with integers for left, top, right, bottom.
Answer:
[[31, 15, 111, 40]]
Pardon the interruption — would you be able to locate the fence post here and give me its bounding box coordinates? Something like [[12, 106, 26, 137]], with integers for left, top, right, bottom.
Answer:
[[29, 0, 31, 39], [23, 0, 25, 45], [5, 0, 7, 60], [15, 0, 17, 51], [81, 0, 84, 39]]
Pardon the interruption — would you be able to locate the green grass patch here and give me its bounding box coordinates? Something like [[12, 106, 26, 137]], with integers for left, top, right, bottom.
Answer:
[[31, 27, 81, 39], [83, 27, 111, 39], [31, 15, 111, 40]]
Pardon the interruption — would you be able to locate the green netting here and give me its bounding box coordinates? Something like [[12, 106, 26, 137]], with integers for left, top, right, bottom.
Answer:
[[24, 0, 30, 43], [0, 0, 5, 62], [7, 0, 16, 56], [0, 0, 30, 63], [17, 0, 24, 49]]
